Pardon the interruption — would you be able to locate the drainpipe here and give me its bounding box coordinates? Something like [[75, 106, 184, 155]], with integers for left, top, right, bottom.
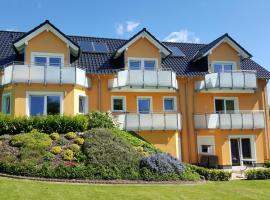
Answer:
[[263, 80, 270, 159], [98, 76, 101, 111], [177, 79, 183, 161], [185, 79, 192, 163]]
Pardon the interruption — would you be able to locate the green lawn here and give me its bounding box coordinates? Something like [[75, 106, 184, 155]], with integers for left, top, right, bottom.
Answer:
[[0, 177, 270, 200]]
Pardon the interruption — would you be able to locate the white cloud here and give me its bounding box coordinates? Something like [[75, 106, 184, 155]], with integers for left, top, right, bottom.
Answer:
[[115, 21, 140, 36], [115, 24, 124, 35], [164, 29, 200, 43], [126, 21, 140, 32]]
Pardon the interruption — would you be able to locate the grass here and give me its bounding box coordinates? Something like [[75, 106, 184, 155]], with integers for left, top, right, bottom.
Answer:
[[0, 178, 270, 200]]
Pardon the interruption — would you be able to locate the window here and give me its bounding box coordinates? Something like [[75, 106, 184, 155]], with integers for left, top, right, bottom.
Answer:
[[201, 145, 213, 154], [212, 62, 235, 73], [138, 97, 151, 113], [32, 52, 64, 67], [163, 97, 176, 112], [111, 96, 126, 112], [78, 95, 88, 114], [2, 93, 11, 115], [215, 98, 238, 113], [128, 58, 157, 70], [27, 92, 63, 116]]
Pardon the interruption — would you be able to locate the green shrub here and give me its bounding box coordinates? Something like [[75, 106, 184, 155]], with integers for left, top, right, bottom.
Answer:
[[50, 132, 60, 140], [112, 129, 159, 154], [65, 132, 77, 139], [74, 151, 87, 163], [265, 160, 270, 168], [246, 168, 270, 180], [10, 130, 52, 149], [69, 144, 80, 152], [82, 128, 142, 179], [87, 112, 115, 129], [74, 137, 84, 145], [63, 149, 74, 161], [0, 141, 2, 146], [57, 137, 69, 146], [0, 134, 11, 140], [186, 164, 231, 181], [43, 152, 55, 162], [50, 146, 62, 154]]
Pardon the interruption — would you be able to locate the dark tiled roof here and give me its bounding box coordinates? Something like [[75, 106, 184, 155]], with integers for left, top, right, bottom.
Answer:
[[0, 30, 269, 79]]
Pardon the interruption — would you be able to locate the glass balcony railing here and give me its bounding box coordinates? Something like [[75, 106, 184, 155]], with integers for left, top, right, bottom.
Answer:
[[195, 70, 257, 92], [114, 112, 182, 131], [108, 69, 178, 90], [194, 111, 265, 129], [0, 62, 90, 88]]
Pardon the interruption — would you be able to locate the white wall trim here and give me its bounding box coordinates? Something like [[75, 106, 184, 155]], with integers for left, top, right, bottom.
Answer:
[[111, 96, 126, 112], [163, 96, 177, 112], [26, 91, 64, 116]]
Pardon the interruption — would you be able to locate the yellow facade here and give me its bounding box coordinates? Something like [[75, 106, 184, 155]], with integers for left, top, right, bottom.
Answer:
[[1, 25, 270, 168]]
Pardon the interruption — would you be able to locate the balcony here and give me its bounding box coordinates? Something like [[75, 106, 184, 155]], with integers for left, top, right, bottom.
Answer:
[[114, 112, 182, 131], [108, 69, 178, 92], [195, 71, 257, 92], [194, 111, 265, 129], [0, 62, 90, 88]]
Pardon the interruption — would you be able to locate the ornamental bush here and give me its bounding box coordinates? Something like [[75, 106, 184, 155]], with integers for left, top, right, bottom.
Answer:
[[69, 144, 80, 152], [65, 132, 77, 139], [246, 168, 270, 180], [50, 146, 62, 154], [86, 112, 116, 129], [74, 138, 84, 145], [140, 153, 185, 174], [63, 149, 74, 161], [265, 160, 270, 168], [50, 132, 60, 140]]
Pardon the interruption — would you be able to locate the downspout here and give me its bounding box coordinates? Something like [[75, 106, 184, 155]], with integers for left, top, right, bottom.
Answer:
[[263, 80, 270, 159], [185, 79, 192, 163], [177, 78, 183, 161], [98, 76, 101, 111], [192, 77, 199, 164]]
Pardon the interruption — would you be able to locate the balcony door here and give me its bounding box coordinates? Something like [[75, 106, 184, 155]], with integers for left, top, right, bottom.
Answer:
[[230, 136, 256, 166], [214, 97, 238, 114]]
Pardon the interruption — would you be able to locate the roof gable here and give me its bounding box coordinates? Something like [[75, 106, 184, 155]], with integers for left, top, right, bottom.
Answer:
[[13, 20, 80, 57], [114, 28, 171, 58], [193, 33, 252, 62]]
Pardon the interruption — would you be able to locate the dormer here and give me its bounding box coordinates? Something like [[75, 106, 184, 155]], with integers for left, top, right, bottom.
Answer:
[[114, 28, 171, 70], [13, 20, 79, 66]]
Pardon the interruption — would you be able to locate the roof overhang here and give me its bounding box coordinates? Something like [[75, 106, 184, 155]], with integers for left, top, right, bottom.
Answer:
[[114, 28, 171, 59], [193, 35, 252, 62], [13, 20, 79, 57]]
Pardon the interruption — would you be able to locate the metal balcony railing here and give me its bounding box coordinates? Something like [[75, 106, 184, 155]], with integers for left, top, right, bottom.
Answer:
[[0, 62, 90, 88], [108, 68, 178, 90], [114, 112, 182, 131], [194, 111, 265, 129], [195, 70, 257, 91]]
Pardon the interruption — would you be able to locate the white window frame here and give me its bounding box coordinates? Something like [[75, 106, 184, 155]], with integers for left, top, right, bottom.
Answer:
[[214, 97, 239, 113], [228, 135, 257, 166], [163, 96, 177, 112], [197, 136, 215, 155], [137, 96, 153, 113], [211, 61, 237, 73], [31, 52, 64, 66], [111, 96, 126, 112], [2, 92, 11, 115], [78, 94, 88, 114], [128, 57, 158, 70], [26, 91, 64, 116]]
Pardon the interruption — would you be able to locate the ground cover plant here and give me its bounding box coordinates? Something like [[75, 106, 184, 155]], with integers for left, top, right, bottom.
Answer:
[[0, 112, 230, 181]]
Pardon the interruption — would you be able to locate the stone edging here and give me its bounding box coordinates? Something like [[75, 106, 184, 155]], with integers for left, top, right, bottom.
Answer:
[[0, 173, 205, 185]]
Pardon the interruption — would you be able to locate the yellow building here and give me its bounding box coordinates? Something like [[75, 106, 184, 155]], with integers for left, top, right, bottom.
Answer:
[[0, 20, 269, 168]]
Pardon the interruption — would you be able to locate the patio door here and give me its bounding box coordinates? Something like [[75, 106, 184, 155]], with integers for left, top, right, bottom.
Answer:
[[230, 137, 255, 166]]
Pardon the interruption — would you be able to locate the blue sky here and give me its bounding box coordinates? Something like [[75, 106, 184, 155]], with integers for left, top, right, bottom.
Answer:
[[0, 0, 270, 88]]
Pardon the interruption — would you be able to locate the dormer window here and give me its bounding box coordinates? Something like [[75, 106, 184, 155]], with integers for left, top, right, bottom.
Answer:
[[212, 62, 235, 73], [32, 52, 64, 67], [128, 58, 157, 70]]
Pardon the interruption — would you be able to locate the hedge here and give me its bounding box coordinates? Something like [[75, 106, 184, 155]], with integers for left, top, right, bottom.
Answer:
[[245, 168, 270, 180], [186, 164, 232, 181], [0, 111, 115, 135], [265, 160, 270, 168]]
